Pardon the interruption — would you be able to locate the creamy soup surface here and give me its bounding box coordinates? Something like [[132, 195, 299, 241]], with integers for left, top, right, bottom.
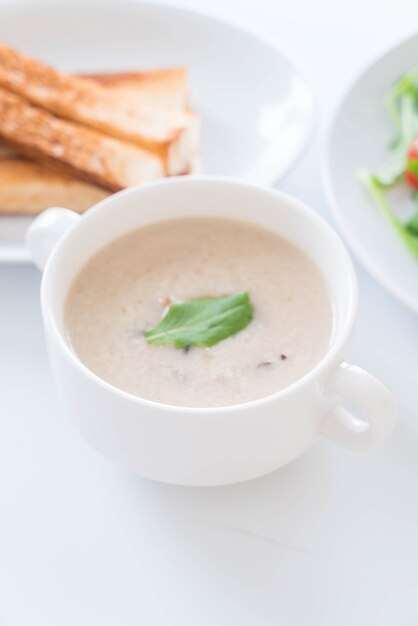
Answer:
[[65, 217, 334, 407]]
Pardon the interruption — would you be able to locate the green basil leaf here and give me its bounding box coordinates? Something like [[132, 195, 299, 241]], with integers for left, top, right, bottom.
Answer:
[[144, 291, 253, 348]]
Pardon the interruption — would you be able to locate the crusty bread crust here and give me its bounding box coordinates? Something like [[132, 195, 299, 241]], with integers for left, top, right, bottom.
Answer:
[[0, 87, 164, 191], [0, 143, 16, 159]]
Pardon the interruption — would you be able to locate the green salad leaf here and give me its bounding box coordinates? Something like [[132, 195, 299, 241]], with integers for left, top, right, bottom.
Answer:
[[360, 67, 418, 260], [360, 172, 418, 259], [375, 92, 418, 186], [386, 68, 418, 148], [406, 193, 418, 236], [144, 291, 253, 349]]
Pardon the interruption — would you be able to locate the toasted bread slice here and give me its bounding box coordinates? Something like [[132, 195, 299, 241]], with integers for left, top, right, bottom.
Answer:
[[85, 69, 190, 112], [0, 43, 196, 174], [0, 87, 164, 191], [0, 151, 198, 216], [0, 158, 109, 214], [0, 69, 197, 214], [0, 68, 192, 162]]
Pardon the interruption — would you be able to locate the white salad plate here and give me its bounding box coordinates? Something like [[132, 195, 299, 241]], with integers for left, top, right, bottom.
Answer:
[[0, 0, 315, 264], [323, 32, 418, 314]]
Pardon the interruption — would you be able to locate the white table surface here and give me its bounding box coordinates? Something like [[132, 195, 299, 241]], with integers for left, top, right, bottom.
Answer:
[[1, 1, 418, 624]]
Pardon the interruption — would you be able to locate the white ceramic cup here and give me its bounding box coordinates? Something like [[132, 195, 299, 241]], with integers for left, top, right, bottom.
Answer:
[[27, 177, 396, 486]]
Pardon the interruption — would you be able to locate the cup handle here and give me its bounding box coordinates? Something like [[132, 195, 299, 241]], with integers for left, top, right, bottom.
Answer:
[[320, 362, 396, 451], [26, 207, 80, 270]]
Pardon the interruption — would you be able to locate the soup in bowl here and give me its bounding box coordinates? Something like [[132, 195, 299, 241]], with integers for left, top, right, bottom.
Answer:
[[26, 177, 395, 485]]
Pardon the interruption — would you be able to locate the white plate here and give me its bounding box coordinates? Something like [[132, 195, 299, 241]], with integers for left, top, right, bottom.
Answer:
[[0, 0, 315, 263], [323, 32, 418, 314]]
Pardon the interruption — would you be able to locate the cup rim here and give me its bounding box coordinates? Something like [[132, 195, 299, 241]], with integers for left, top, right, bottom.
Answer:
[[41, 175, 358, 414]]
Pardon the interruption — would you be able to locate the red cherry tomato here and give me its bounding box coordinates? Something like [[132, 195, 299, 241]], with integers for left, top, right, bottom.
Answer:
[[406, 136, 418, 190]]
